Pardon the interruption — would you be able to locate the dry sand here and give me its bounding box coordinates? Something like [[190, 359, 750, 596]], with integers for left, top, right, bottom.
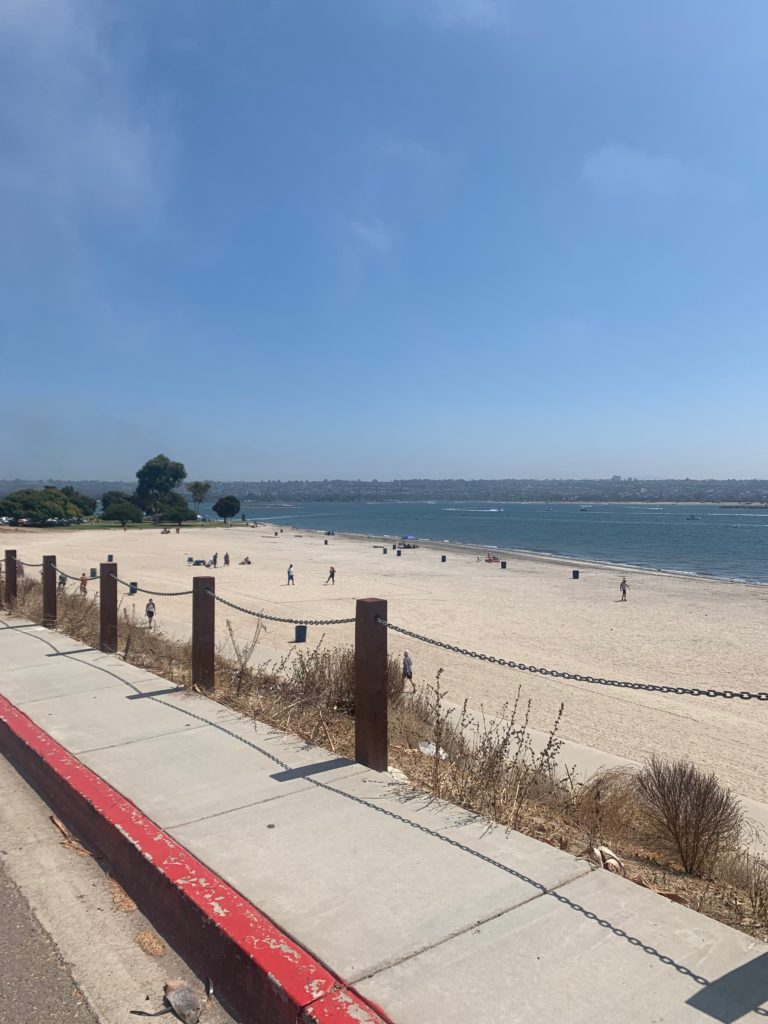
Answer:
[[3, 522, 767, 802]]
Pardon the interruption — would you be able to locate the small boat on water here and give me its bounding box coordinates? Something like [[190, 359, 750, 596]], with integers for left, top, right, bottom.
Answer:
[[686, 515, 701, 521], [580, 505, 591, 511]]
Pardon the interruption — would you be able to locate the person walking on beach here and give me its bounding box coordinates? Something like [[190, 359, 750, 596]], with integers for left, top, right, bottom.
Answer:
[[58, 573, 66, 593], [223, 552, 230, 567], [402, 650, 414, 693], [79, 573, 88, 596], [287, 564, 295, 585], [325, 566, 336, 585], [145, 599, 156, 630], [619, 577, 630, 602], [212, 552, 218, 568]]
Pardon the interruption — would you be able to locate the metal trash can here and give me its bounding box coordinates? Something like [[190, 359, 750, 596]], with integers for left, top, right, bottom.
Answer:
[[324, 539, 328, 545], [129, 581, 138, 595], [295, 625, 307, 643], [383, 548, 387, 554], [441, 554, 447, 563], [501, 561, 507, 569], [572, 569, 580, 580], [90, 567, 97, 578], [107, 554, 114, 562], [397, 549, 402, 557]]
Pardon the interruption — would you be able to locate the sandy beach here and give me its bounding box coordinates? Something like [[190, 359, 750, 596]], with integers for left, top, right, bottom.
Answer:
[[3, 522, 767, 803]]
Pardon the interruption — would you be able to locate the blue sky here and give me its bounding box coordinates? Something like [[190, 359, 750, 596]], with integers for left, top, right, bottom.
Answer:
[[1, 0, 766, 481]]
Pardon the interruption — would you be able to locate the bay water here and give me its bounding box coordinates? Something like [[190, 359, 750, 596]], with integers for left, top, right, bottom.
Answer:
[[200, 501, 768, 585]]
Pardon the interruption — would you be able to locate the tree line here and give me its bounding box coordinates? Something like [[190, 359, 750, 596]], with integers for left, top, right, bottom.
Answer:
[[0, 456, 241, 527]]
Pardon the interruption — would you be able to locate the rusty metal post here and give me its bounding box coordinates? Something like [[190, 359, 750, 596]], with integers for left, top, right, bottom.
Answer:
[[4, 550, 17, 607], [42, 555, 57, 628], [354, 598, 388, 772], [192, 576, 215, 692], [99, 561, 118, 653]]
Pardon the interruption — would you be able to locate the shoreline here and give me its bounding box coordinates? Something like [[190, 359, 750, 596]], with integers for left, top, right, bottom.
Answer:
[[296, 525, 768, 591], [4, 518, 765, 589]]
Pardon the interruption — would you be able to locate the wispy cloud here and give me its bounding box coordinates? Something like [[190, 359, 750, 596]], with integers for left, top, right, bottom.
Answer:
[[349, 218, 393, 254], [0, 0, 169, 235], [582, 144, 689, 197]]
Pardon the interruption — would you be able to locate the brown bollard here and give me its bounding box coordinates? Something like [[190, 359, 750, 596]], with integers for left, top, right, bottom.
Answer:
[[42, 555, 57, 628], [354, 598, 388, 772], [99, 562, 118, 653], [4, 549, 17, 607], [192, 576, 215, 692]]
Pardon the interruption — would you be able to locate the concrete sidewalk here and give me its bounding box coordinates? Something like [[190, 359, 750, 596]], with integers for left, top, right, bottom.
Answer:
[[1, 616, 768, 1023]]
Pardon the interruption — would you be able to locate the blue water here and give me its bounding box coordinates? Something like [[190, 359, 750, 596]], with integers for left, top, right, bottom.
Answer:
[[201, 501, 768, 585]]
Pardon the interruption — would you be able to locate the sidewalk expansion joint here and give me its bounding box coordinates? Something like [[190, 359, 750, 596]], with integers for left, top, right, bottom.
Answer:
[[75, 723, 210, 756], [349, 864, 594, 985], [168, 786, 313, 831]]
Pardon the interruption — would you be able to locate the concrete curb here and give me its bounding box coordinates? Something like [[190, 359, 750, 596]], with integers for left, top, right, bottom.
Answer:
[[0, 694, 391, 1024]]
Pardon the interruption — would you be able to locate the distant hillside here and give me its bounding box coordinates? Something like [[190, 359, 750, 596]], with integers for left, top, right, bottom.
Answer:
[[1, 478, 767, 504]]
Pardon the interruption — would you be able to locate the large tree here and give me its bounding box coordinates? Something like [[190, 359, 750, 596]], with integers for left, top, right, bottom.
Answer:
[[156, 493, 195, 525], [134, 455, 187, 517], [186, 481, 211, 517], [212, 495, 241, 524], [103, 500, 144, 527]]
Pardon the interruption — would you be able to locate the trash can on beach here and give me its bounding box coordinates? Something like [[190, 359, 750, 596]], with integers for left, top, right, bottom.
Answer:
[[501, 561, 507, 569], [129, 582, 138, 595], [295, 625, 307, 643], [572, 569, 580, 580], [397, 549, 402, 557], [107, 554, 114, 562], [441, 554, 447, 563], [90, 567, 97, 578]]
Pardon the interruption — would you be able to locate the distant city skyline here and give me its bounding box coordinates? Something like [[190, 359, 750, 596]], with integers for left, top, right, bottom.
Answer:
[[2, 1, 766, 479]]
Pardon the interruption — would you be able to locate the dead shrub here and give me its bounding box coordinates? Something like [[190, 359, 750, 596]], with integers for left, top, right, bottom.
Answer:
[[638, 755, 743, 875], [572, 766, 649, 850]]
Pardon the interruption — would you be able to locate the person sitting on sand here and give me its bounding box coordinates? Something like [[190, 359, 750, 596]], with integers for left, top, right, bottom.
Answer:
[[619, 577, 630, 602], [239, 556, 251, 565]]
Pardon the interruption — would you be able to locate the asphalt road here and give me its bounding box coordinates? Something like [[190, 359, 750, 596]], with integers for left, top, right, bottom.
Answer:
[[0, 862, 98, 1024]]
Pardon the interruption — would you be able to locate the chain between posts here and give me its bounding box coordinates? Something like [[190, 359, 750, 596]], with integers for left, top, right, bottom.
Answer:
[[376, 617, 768, 702], [206, 589, 355, 626], [110, 573, 193, 597], [11, 557, 44, 567]]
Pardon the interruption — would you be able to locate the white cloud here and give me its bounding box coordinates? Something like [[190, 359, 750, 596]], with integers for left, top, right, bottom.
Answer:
[[582, 144, 689, 197], [0, 0, 168, 234], [349, 218, 393, 254]]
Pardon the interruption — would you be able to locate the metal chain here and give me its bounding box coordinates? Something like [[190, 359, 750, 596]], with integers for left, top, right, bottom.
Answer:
[[8, 557, 44, 567], [376, 617, 768, 702], [110, 573, 193, 598], [206, 589, 355, 626]]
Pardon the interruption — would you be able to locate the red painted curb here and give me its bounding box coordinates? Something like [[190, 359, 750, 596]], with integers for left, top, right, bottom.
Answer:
[[0, 695, 392, 1024]]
